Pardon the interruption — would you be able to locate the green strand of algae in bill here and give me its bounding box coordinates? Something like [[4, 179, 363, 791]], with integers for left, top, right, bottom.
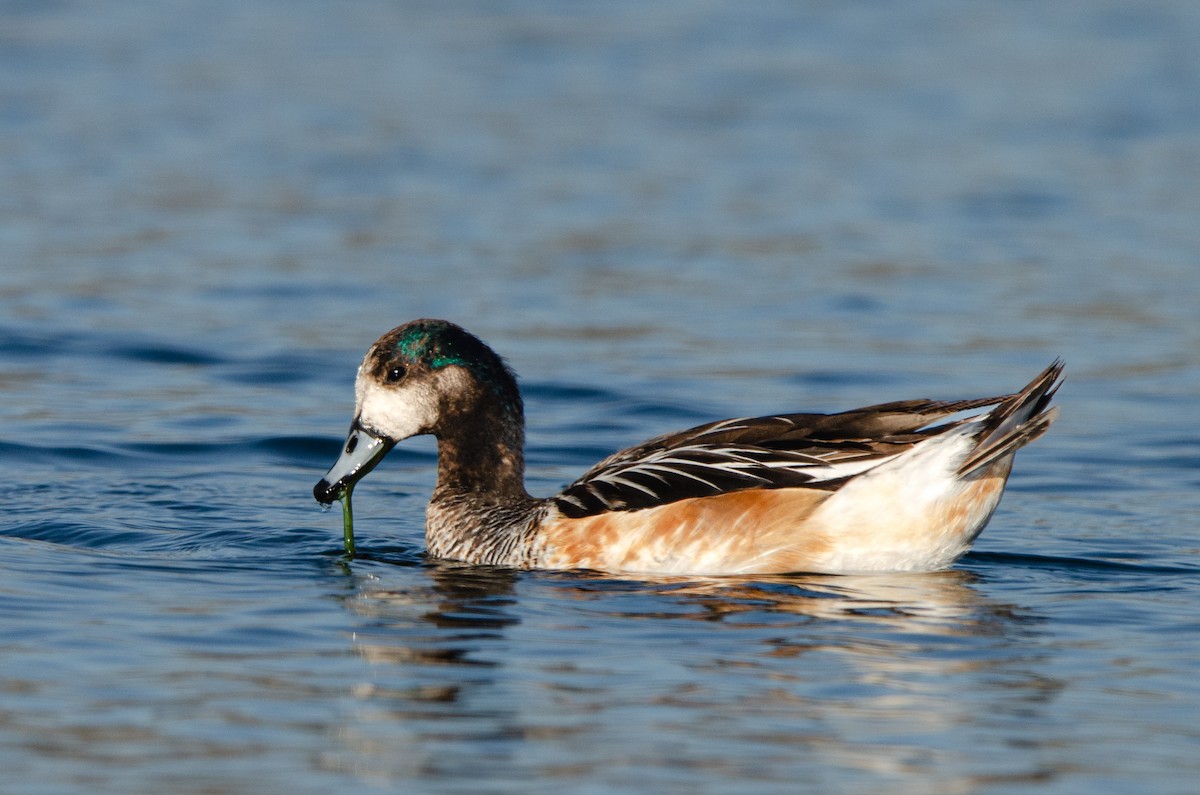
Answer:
[[341, 483, 356, 557]]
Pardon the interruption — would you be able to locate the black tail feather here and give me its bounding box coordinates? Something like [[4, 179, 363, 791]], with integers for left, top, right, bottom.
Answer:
[[957, 359, 1064, 476]]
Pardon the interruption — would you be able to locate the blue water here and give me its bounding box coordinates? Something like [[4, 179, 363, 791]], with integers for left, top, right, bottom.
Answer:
[[4, 1, 1200, 792]]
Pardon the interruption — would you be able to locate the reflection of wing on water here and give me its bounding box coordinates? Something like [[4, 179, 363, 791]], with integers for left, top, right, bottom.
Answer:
[[542, 568, 1006, 635]]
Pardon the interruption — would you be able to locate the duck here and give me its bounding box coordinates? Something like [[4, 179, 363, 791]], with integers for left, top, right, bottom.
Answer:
[[314, 319, 1061, 575]]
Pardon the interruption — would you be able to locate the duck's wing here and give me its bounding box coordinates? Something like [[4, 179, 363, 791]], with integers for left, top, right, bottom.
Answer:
[[552, 393, 1011, 519]]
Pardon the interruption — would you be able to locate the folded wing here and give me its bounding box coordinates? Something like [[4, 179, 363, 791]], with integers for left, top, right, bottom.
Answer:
[[553, 393, 1012, 519]]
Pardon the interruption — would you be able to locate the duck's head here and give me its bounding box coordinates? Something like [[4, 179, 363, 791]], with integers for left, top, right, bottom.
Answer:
[[313, 319, 522, 505]]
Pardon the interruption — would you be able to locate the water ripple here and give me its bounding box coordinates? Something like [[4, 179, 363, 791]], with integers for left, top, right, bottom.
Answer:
[[967, 551, 1200, 578]]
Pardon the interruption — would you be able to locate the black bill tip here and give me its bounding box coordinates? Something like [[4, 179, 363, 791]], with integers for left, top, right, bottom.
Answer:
[[313, 478, 343, 505]]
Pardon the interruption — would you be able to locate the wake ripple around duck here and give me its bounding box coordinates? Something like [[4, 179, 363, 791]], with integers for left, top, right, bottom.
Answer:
[[965, 550, 1200, 578], [8, 431, 1192, 584]]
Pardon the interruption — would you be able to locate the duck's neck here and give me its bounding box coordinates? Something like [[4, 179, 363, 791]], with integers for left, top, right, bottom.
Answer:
[[426, 404, 546, 567], [432, 402, 531, 502]]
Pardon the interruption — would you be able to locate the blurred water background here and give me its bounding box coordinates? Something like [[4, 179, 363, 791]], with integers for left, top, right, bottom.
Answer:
[[3, 1, 1200, 793]]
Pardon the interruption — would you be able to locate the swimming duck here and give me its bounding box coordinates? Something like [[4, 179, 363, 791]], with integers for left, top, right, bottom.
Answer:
[[314, 319, 1061, 575]]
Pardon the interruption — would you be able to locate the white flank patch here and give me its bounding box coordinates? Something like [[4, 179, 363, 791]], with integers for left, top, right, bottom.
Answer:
[[805, 426, 990, 573]]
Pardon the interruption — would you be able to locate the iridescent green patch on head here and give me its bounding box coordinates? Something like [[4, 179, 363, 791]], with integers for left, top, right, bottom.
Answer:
[[382, 320, 520, 406], [393, 320, 484, 371], [380, 320, 523, 412]]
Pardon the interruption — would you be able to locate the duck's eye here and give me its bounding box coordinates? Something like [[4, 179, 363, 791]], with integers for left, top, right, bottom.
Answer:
[[386, 365, 407, 384]]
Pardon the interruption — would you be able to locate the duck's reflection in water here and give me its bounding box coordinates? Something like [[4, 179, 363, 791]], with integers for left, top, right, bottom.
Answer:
[[331, 561, 1061, 788]]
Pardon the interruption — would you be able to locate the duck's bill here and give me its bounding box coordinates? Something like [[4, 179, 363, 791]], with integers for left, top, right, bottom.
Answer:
[[313, 420, 396, 504]]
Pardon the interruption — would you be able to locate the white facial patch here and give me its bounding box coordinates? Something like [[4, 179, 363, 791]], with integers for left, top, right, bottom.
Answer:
[[355, 372, 439, 442], [353, 363, 475, 442]]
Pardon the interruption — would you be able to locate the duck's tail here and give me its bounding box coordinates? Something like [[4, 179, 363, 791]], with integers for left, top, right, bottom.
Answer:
[[956, 360, 1064, 476]]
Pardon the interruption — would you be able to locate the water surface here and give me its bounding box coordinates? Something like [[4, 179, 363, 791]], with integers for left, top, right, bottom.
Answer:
[[3, 1, 1200, 793]]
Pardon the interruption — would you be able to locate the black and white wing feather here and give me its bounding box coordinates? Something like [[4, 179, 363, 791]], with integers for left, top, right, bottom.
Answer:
[[551, 394, 1012, 519], [554, 443, 849, 518]]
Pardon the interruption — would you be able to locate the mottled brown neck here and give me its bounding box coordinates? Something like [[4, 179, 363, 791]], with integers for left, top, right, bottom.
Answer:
[[431, 396, 531, 501]]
